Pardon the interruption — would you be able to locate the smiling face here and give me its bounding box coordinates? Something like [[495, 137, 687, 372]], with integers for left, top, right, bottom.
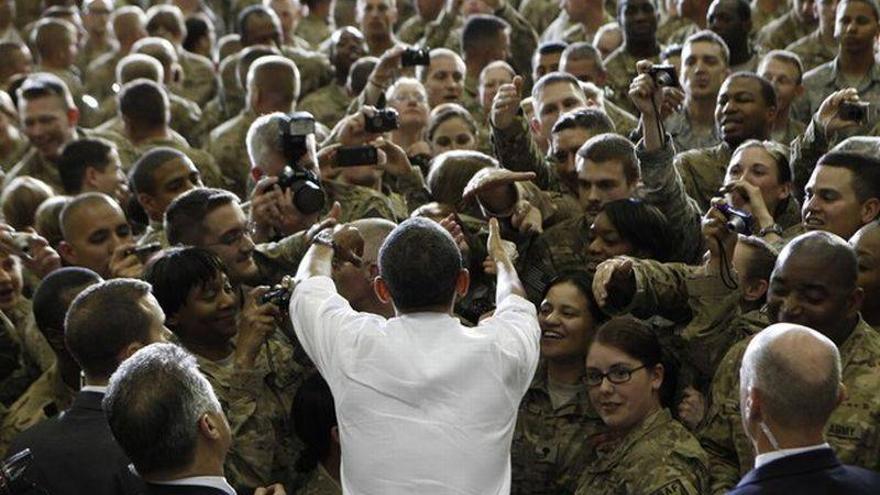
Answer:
[[586, 341, 663, 432], [172, 271, 239, 345], [803, 165, 869, 239], [200, 203, 259, 285], [20, 95, 77, 162], [539, 281, 597, 361], [60, 199, 133, 278], [715, 76, 775, 148]]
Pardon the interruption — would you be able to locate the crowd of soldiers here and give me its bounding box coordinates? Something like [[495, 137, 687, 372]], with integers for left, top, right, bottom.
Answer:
[[0, 0, 879, 493]]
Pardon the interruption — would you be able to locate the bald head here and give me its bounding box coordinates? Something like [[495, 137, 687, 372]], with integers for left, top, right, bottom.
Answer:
[[60, 192, 122, 241], [775, 231, 858, 292], [741, 323, 841, 431], [349, 218, 396, 265]]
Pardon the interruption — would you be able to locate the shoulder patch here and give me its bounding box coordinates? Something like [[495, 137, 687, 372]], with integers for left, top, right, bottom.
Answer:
[[648, 479, 690, 495]]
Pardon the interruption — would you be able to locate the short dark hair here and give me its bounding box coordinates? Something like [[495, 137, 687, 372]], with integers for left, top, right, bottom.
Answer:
[[561, 42, 603, 68], [347, 56, 379, 95], [292, 372, 337, 473], [816, 152, 880, 204], [17, 72, 75, 110], [538, 41, 568, 56], [542, 270, 608, 326], [778, 231, 859, 291], [728, 72, 777, 108], [65, 279, 156, 379], [103, 343, 223, 477], [427, 151, 497, 207], [238, 5, 279, 46], [461, 15, 509, 53], [119, 78, 168, 129], [577, 133, 641, 185], [57, 138, 115, 195], [32, 267, 102, 345], [165, 188, 238, 246], [839, 0, 880, 21], [592, 316, 676, 407], [601, 199, 673, 262], [183, 13, 211, 53], [378, 217, 463, 311], [531, 71, 583, 100], [144, 247, 227, 326], [684, 30, 730, 65], [146, 4, 186, 38], [660, 44, 683, 62], [130, 147, 188, 196], [552, 107, 616, 135]]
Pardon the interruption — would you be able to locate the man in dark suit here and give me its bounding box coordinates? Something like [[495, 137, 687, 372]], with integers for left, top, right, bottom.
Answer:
[[6, 274, 171, 495], [731, 323, 880, 494], [102, 342, 286, 495]]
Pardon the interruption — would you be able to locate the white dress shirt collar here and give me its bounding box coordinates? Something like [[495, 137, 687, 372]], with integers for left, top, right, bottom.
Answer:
[[149, 476, 236, 495], [754, 443, 831, 469]]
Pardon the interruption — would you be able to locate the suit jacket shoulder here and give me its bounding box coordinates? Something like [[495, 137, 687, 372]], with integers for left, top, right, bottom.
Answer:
[[730, 448, 880, 495]]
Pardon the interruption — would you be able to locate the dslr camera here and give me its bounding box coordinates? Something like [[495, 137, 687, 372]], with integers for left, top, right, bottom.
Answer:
[[717, 203, 755, 235], [278, 111, 325, 215], [647, 64, 679, 88], [364, 108, 400, 133], [401, 47, 431, 67]]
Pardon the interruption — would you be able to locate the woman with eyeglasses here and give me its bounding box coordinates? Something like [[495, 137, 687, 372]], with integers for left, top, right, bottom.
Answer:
[[575, 316, 709, 495], [510, 271, 610, 495], [385, 78, 431, 154]]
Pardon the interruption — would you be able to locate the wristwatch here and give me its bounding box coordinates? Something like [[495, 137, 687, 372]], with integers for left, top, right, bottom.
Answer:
[[312, 229, 335, 248], [757, 223, 783, 238]]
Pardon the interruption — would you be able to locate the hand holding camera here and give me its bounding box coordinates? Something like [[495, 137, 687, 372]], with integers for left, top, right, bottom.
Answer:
[[703, 198, 742, 272], [0, 227, 61, 280], [817, 88, 864, 135], [278, 111, 325, 215], [235, 286, 282, 369]]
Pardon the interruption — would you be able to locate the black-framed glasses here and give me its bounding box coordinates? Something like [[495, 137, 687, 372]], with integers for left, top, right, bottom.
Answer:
[[583, 365, 647, 387], [207, 221, 257, 247]]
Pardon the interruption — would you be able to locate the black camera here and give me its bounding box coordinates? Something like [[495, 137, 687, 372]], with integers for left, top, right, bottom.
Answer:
[[0, 449, 36, 495], [838, 101, 869, 123], [401, 47, 431, 67], [260, 276, 295, 313], [364, 108, 399, 133], [717, 203, 755, 235], [278, 111, 326, 215], [336, 146, 379, 167], [648, 64, 679, 88]]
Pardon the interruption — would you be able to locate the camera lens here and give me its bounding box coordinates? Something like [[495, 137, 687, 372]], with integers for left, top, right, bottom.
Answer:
[[293, 181, 325, 215], [656, 72, 672, 86], [726, 217, 748, 234]]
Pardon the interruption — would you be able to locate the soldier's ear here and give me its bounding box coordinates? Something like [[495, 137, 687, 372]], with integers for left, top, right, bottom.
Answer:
[[58, 240, 77, 265], [373, 276, 392, 304]]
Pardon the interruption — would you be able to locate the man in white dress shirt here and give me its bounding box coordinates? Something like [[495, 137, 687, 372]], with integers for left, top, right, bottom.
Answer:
[[291, 217, 541, 495]]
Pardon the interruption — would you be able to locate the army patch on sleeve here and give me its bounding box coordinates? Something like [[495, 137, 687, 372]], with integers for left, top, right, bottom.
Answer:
[[649, 479, 690, 495]]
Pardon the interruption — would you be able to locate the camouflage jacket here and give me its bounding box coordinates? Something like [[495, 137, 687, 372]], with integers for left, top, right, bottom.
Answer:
[[699, 316, 880, 494], [511, 364, 608, 495], [786, 30, 838, 73], [280, 46, 335, 101], [519, 0, 563, 37], [205, 110, 259, 199], [195, 330, 311, 493], [118, 135, 226, 190], [519, 214, 594, 303], [664, 110, 723, 153], [636, 139, 706, 264], [540, 11, 575, 43], [604, 47, 663, 116], [296, 464, 342, 495], [296, 16, 334, 49], [298, 82, 352, 129], [137, 221, 169, 249], [177, 49, 217, 107], [575, 408, 711, 495], [673, 142, 732, 213], [802, 58, 880, 121], [755, 11, 816, 54], [0, 363, 76, 458]]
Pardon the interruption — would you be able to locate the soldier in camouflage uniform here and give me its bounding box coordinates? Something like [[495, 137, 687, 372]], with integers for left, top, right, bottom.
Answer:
[[575, 318, 710, 495], [511, 272, 610, 495], [754, 0, 817, 52], [700, 234, 880, 494], [299, 27, 365, 128], [296, 0, 335, 47], [755, 50, 808, 146], [520, 0, 564, 36], [603, 0, 664, 115], [786, 0, 839, 72], [145, 4, 218, 106], [84, 5, 149, 107], [145, 247, 311, 493], [674, 73, 777, 212]]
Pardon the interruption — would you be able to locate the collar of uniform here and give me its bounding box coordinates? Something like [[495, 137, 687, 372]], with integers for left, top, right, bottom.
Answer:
[[527, 364, 601, 423], [600, 407, 671, 456], [837, 316, 876, 370], [830, 57, 880, 90]]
